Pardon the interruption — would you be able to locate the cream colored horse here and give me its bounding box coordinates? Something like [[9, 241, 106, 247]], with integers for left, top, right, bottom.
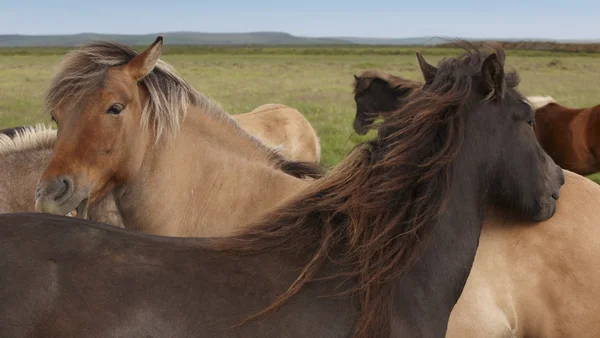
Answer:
[[234, 104, 321, 163], [448, 170, 600, 337]]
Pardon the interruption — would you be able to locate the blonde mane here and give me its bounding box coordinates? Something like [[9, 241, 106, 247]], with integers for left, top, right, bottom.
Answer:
[[0, 124, 57, 156], [45, 41, 289, 155], [43, 40, 315, 175], [525, 95, 557, 110]]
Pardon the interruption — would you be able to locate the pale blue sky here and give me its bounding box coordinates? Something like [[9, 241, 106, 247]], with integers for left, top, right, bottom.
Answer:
[[1, 0, 599, 39]]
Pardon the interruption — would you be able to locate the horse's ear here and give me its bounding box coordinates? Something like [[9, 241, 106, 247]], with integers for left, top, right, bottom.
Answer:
[[481, 53, 505, 99], [416, 52, 437, 85], [353, 74, 359, 81], [125, 36, 163, 81]]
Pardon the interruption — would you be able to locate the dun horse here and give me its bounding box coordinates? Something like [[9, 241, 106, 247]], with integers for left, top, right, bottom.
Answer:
[[533, 100, 600, 175], [34, 37, 321, 237], [234, 103, 321, 163], [0, 125, 124, 227], [0, 44, 563, 337]]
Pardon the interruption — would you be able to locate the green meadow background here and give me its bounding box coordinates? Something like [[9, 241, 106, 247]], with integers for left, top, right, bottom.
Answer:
[[1, 45, 599, 180]]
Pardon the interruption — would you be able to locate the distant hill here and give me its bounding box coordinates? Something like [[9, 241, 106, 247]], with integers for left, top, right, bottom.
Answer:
[[0, 32, 351, 47], [0, 31, 598, 47]]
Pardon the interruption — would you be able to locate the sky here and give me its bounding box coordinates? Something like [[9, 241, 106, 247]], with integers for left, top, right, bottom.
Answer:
[[1, 0, 599, 40]]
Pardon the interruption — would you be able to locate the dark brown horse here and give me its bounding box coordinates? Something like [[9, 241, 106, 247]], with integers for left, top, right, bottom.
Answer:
[[534, 101, 600, 175], [352, 70, 421, 135], [0, 44, 564, 337]]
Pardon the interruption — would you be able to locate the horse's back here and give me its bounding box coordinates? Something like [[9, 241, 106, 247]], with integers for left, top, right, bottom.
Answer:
[[448, 170, 600, 337], [0, 213, 356, 337], [235, 104, 321, 163]]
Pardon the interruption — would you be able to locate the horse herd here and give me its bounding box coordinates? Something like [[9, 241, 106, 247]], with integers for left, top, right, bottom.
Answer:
[[0, 36, 598, 337]]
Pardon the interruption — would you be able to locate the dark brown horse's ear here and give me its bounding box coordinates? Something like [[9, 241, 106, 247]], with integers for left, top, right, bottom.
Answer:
[[353, 74, 359, 81], [125, 36, 164, 81], [415, 52, 437, 85], [481, 53, 505, 99]]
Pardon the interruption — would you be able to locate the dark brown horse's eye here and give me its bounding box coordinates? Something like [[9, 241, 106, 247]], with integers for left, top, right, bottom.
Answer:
[[107, 104, 123, 115], [528, 120, 534, 127]]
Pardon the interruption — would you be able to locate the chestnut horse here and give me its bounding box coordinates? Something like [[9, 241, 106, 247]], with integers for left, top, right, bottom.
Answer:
[[0, 44, 563, 337], [448, 169, 600, 337], [0, 124, 124, 227], [234, 103, 321, 163], [34, 37, 321, 237], [534, 101, 600, 175]]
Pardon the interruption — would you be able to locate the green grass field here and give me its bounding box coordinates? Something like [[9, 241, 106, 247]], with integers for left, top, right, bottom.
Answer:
[[1, 45, 600, 180]]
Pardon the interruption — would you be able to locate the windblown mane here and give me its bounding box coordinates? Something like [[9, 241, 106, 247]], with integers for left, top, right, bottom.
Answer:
[[0, 124, 56, 156], [353, 70, 422, 96], [44, 40, 320, 178], [213, 43, 518, 337]]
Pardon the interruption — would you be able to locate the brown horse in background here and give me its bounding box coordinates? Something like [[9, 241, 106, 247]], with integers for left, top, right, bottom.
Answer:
[[234, 103, 321, 163], [534, 101, 600, 175], [352, 70, 421, 135], [0, 44, 563, 337], [0, 125, 124, 227], [352, 70, 551, 141], [34, 37, 321, 237]]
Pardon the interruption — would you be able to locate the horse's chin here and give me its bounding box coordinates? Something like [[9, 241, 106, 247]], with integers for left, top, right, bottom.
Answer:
[[529, 199, 557, 222]]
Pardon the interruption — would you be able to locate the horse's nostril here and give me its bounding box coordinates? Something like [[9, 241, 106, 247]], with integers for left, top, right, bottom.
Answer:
[[551, 190, 560, 200], [53, 176, 74, 202]]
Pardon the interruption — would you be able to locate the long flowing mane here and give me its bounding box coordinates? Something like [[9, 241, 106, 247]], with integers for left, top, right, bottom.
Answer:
[[44, 41, 322, 178], [212, 44, 518, 337], [0, 124, 56, 156], [353, 70, 422, 96]]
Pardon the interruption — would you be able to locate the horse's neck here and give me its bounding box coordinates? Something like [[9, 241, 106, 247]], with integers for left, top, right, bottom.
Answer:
[[391, 161, 485, 336], [116, 107, 306, 237]]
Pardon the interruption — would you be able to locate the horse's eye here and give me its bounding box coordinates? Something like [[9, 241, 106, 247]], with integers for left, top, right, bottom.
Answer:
[[107, 104, 123, 115], [528, 120, 534, 127]]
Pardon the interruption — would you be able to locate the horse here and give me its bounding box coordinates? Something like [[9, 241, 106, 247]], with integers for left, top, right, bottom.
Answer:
[[0, 43, 564, 337], [448, 169, 600, 337], [352, 70, 554, 139], [352, 69, 600, 336], [0, 124, 124, 227], [0, 109, 317, 226], [33, 37, 322, 237], [533, 101, 600, 175], [0, 125, 31, 138], [234, 103, 321, 163], [352, 70, 421, 135]]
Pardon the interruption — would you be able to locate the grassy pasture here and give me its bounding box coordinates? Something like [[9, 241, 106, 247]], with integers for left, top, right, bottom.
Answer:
[[1, 45, 599, 180]]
